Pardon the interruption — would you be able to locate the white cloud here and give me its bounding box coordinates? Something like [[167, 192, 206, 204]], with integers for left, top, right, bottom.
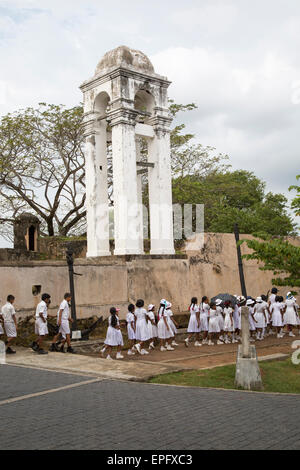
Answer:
[[0, 0, 299, 246]]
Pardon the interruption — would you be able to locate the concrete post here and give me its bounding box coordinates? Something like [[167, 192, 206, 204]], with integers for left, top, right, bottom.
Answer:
[[235, 305, 263, 391], [241, 306, 251, 358]]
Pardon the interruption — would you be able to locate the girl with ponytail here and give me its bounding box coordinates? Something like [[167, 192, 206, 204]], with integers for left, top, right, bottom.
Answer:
[[101, 307, 124, 360]]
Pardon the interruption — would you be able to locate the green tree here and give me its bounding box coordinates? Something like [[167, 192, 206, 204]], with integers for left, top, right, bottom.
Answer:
[[289, 174, 300, 217], [0, 103, 85, 237], [172, 170, 296, 236], [240, 232, 300, 288]]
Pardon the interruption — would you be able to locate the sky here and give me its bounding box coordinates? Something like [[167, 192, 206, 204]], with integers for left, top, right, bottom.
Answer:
[[0, 0, 299, 246]]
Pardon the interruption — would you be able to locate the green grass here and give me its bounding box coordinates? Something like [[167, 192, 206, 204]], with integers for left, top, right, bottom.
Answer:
[[149, 358, 300, 394]]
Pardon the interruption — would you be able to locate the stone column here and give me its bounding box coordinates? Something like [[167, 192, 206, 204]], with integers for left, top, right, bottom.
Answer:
[[148, 122, 175, 255], [84, 114, 110, 257], [110, 111, 143, 255], [136, 138, 145, 254], [241, 306, 251, 358]]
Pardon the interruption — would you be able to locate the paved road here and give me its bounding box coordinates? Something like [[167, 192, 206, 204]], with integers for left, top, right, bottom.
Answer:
[[0, 364, 300, 450]]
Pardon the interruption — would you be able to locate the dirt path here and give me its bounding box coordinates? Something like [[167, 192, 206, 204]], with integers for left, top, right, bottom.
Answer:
[[120, 334, 297, 369]]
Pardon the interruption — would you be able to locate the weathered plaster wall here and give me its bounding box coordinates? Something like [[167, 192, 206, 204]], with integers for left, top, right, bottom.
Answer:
[[0, 233, 298, 319]]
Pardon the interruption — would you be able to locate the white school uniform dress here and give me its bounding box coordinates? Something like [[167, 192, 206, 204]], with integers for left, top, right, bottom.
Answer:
[[262, 300, 270, 325], [157, 307, 173, 339], [208, 309, 221, 333], [224, 307, 234, 332], [233, 304, 241, 330], [135, 308, 150, 342], [270, 302, 283, 327], [57, 299, 70, 339], [284, 299, 298, 326], [1, 303, 17, 338], [126, 312, 136, 340], [248, 307, 256, 331], [35, 301, 49, 336], [187, 304, 200, 333], [216, 306, 224, 331], [147, 311, 158, 339], [0, 320, 4, 335], [105, 315, 124, 346], [254, 303, 265, 328], [295, 303, 300, 326], [167, 309, 177, 335], [199, 303, 209, 332]]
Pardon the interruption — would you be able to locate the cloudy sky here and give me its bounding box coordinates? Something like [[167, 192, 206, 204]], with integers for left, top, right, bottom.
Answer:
[[0, 0, 299, 243]]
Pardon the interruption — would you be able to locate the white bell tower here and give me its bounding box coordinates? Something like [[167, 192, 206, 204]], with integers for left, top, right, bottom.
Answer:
[[80, 45, 175, 257]]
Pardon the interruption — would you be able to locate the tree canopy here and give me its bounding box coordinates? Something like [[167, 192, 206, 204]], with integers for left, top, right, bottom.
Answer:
[[0, 100, 297, 241]]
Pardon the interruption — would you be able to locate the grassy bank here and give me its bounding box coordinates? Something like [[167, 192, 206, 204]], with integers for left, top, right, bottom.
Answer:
[[149, 358, 300, 394]]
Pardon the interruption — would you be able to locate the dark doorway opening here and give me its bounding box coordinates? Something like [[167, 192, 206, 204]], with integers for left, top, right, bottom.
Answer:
[[28, 225, 36, 251]]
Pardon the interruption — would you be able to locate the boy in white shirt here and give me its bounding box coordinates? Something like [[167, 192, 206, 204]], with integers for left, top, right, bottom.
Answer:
[[50, 293, 75, 353], [1, 295, 17, 354], [31, 293, 51, 355]]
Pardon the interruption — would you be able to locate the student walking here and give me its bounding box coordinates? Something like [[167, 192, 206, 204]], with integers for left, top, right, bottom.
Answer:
[[283, 292, 298, 337], [223, 301, 234, 344], [185, 297, 201, 347], [134, 299, 150, 355], [208, 302, 221, 346], [270, 296, 285, 338], [147, 304, 158, 350], [50, 293, 75, 353], [102, 307, 124, 360], [157, 300, 174, 351], [1, 295, 17, 354], [254, 297, 267, 341], [199, 296, 209, 345], [32, 293, 51, 354], [166, 302, 179, 347], [126, 304, 136, 356]]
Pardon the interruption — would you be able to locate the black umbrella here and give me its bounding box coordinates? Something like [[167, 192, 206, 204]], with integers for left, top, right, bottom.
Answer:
[[211, 293, 238, 307]]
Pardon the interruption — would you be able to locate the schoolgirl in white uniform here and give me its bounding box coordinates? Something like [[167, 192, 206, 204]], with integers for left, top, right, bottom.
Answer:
[[270, 296, 284, 338], [254, 297, 267, 340], [233, 296, 242, 341], [126, 304, 136, 356], [147, 304, 158, 350], [215, 299, 225, 342], [261, 295, 270, 336], [268, 288, 278, 335], [1, 295, 17, 354], [134, 299, 150, 355], [157, 300, 174, 351], [246, 299, 256, 341], [283, 293, 298, 337], [102, 307, 124, 360], [185, 297, 201, 347], [208, 302, 221, 346], [199, 296, 209, 345], [223, 301, 234, 343], [166, 302, 179, 347]]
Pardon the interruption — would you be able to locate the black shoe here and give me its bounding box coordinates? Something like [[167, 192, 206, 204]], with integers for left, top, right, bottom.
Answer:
[[6, 347, 16, 354], [49, 343, 59, 352], [67, 346, 76, 354], [37, 348, 48, 355], [30, 341, 39, 352], [59, 345, 65, 353]]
